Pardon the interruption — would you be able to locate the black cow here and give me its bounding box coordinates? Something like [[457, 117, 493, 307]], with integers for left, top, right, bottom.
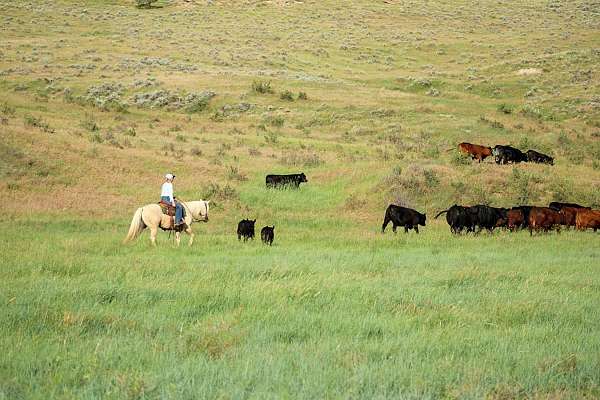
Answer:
[[435, 205, 474, 234], [382, 205, 426, 234], [266, 173, 308, 189], [261, 226, 275, 245], [526, 150, 554, 165], [492, 145, 527, 164], [468, 205, 507, 232], [548, 202, 588, 211], [237, 219, 256, 241]]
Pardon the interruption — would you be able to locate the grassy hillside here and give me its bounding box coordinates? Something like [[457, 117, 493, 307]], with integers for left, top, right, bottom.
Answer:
[[1, 0, 600, 398]]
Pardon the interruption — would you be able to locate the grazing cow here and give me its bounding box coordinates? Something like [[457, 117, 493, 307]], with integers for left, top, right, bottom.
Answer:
[[266, 173, 308, 189], [548, 202, 589, 211], [526, 150, 554, 165], [575, 209, 600, 232], [492, 145, 527, 164], [458, 142, 492, 162], [528, 207, 564, 235], [261, 226, 275, 245], [435, 205, 474, 234], [237, 219, 256, 241], [382, 205, 426, 234], [468, 205, 508, 232], [507, 206, 533, 230]]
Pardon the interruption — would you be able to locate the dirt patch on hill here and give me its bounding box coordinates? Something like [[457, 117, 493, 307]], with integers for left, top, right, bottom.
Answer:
[[516, 68, 542, 76]]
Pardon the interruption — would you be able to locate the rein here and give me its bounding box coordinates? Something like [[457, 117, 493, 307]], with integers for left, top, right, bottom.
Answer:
[[178, 198, 208, 222]]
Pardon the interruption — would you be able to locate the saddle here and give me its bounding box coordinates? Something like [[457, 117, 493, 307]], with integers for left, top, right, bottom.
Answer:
[[158, 201, 187, 232], [158, 201, 176, 216]]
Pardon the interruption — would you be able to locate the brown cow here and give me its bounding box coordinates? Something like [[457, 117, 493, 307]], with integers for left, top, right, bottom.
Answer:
[[528, 207, 564, 235], [575, 209, 600, 232], [559, 206, 581, 228], [458, 142, 492, 163], [507, 208, 525, 231]]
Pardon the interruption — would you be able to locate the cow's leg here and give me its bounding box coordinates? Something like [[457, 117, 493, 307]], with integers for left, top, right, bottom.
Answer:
[[392, 224, 397, 233], [382, 215, 391, 233], [415, 226, 419, 234], [404, 225, 409, 233]]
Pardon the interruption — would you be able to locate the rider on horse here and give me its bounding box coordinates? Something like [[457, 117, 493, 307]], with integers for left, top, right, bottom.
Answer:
[[161, 173, 184, 227]]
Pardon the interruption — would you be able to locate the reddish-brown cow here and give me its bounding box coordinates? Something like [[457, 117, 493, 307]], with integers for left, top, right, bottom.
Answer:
[[458, 142, 492, 163], [507, 209, 525, 231], [528, 207, 564, 235], [559, 206, 581, 228], [575, 209, 600, 232]]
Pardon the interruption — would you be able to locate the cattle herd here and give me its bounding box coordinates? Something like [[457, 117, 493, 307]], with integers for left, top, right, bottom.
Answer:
[[459, 142, 554, 165], [382, 202, 600, 235], [237, 157, 598, 245]]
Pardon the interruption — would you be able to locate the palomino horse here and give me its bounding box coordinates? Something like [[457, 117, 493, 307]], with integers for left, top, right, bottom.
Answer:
[[124, 200, 210, 246]]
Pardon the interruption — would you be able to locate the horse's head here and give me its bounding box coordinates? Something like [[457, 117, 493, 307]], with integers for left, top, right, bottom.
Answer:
[[202, 200, 210, 222], [184, 200, 210, 223]]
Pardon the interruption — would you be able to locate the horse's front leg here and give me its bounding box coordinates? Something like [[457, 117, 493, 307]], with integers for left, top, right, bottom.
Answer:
[[186, 227, 194, 246], [175, 231, 181, 247]]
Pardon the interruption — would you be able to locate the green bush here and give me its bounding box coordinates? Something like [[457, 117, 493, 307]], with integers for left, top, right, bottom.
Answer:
[[511, 168, 539, 204], [135, 0, 158, 8], [264, 115, 285, 127], [24, 115, 54, 133], [497, 103, 514, 114], [251, 80, 273, 94], [451, 152, 471, 166], [280, 90, 294, 101], [185, 98, 210, 113]]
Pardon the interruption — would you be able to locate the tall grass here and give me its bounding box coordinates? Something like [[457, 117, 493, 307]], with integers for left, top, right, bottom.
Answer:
[[1, 219, 599, 398]]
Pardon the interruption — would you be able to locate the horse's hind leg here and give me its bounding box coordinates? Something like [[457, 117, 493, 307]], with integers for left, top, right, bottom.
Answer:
[[150, 226, 158, 246]]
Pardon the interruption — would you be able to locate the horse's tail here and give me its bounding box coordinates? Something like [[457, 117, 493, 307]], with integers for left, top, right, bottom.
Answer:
[[124, 207, 145, 243], [435, 209, 449, 219]]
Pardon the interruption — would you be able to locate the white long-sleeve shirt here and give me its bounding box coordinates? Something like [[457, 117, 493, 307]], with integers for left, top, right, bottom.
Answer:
[[161, 182, 174, 203]]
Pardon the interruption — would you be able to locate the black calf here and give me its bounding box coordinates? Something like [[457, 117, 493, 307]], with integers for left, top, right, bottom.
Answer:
[[237, 219, 256, 241], [261, 226, 275, 246]]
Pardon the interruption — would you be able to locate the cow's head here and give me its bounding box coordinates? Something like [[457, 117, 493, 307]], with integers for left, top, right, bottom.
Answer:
[[300, 173, 308, 182], [419, 213, 427, 226]]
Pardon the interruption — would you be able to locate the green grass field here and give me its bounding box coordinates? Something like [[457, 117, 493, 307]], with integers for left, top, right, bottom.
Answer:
[[1, 0, 600, 398]]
